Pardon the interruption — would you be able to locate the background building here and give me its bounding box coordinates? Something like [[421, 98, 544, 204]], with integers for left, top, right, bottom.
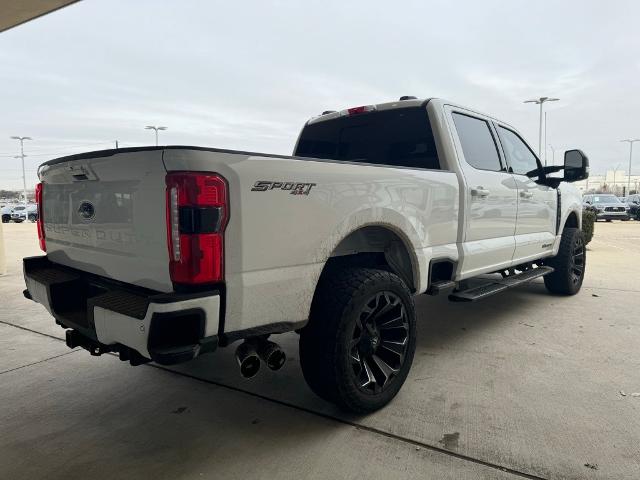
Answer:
[[574, 170, 640, 195]]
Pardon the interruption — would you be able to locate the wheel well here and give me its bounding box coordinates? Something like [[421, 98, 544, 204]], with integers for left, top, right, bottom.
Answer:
[[565, 211, 579, 230], [323, 226, 416, 292]]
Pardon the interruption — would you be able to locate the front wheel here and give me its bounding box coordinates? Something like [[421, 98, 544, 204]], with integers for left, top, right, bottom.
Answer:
[[1, 215, 9, 223], [299, 267, 416, 413], [544, 227, 586, 295]]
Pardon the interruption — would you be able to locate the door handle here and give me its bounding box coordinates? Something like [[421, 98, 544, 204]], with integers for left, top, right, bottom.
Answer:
[[520, 191, 533, 199], [471, 187, 490, 197]]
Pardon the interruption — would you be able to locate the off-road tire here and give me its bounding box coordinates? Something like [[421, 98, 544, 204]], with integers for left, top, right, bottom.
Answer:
[[544, 227, 586, 295], [299, 267, 416, 413]]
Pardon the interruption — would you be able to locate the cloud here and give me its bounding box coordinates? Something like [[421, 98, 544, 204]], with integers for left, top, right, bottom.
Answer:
[[1, 0, 639, 189]]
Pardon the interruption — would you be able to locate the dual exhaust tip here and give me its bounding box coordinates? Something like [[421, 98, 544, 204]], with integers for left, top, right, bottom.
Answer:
[[235, 339, 286, 379]]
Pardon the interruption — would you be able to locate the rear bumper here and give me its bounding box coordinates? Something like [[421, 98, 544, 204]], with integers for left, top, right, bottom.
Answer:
[[23, 256, 219, 365]]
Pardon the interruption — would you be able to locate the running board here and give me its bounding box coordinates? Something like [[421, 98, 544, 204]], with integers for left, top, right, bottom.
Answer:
[[448, 266, 554, 302], [426, 280, 457, 296]]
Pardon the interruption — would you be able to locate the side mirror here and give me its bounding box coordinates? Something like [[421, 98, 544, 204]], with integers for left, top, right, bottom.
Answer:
[[564, 149, 589, 182]]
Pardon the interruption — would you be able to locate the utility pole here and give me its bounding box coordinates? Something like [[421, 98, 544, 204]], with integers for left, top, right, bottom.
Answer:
[[544, 111, 547, 166], [613, 163, 621, 196], [620, 139, 639, 198], [524, 97, 559, 166], [115, 140, 119, 149], [145, 126, 167, 146], [549, 144, 556, 166], [10, 136, 32, 204]]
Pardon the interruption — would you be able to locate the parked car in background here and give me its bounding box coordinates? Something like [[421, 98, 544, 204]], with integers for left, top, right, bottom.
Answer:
[[10, 204, 39, 223], [583, 194, 630, 221], [26, 204, 38, 222], [1, 205, 14, 223], [10, 205, 27, 223], [623, 194, 640, 220]]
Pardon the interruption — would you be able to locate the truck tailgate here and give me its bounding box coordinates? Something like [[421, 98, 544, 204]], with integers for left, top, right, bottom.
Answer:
[[40, 150, 172, 292]]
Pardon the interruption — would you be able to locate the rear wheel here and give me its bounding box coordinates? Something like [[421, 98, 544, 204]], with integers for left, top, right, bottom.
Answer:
[[544, 227, 586, 295], [299, 267, 416, 413]]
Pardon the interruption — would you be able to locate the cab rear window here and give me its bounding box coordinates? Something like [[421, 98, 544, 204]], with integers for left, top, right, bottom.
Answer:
[[295, 107, 440, 170]]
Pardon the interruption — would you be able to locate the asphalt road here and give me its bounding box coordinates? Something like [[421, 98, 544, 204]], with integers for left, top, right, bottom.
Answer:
[[1, 221, 639, 479]]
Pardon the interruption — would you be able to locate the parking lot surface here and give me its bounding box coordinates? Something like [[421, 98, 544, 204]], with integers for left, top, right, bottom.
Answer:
[[1, 222, 639, 479]]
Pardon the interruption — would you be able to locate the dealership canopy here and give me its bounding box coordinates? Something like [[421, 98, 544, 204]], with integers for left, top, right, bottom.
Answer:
[[0, 0, 79, 33]]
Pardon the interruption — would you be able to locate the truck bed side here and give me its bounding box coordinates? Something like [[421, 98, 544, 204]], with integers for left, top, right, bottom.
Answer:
[[162, 149, 459, 335]]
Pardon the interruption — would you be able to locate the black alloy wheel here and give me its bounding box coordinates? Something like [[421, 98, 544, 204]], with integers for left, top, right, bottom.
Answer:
[[349, 291, 409, 394]]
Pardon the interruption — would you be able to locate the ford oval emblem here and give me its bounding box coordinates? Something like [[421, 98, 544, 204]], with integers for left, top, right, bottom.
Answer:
[[77, 201, 95, 221]]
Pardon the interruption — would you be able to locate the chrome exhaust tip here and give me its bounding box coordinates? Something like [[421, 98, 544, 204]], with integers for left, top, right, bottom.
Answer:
[[235, 342, 261, 378], [256, 340, 286, 371]]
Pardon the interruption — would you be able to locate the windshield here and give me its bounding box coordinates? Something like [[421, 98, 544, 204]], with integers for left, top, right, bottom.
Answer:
[[590, 195, 620, 204], [13, 206, 26, 211]]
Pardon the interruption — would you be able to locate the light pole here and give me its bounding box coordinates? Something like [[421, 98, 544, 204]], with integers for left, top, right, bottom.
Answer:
[[10, 136, 32, 204], [145, 126, 167, 146], [548, 144, 556, 166], [612, 163, 621, 195], [544, 111, 547, 165], [620, 139, 639, 197], [524, 96, 559, 165]]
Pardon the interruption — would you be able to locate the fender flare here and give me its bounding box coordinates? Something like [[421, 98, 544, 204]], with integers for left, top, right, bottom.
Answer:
[[311, 207, 429, 293]]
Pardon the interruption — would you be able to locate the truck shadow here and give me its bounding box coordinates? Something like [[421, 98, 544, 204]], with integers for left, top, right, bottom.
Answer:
[[168, 277, 553, 418], [159, 279, 563, 479]]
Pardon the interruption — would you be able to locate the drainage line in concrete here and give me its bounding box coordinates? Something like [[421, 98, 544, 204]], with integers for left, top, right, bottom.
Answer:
[[150, 367, 550, 480], [0, 349, 80, 375], [0, 319, 548, 480]]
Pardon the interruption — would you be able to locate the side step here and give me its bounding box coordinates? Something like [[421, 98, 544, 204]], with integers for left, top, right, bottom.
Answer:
[[426, 280, 457, 296], [448, 266, 554, 302]]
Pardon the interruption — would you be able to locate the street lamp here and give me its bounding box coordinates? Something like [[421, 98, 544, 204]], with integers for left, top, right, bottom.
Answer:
[[548, 144, 556, 166], [145, 126, 167, 146], [524, 97, 559, 165], [10, 136, 32, 204], [620, 139, 640, 196], [612, 163, 621, 195]]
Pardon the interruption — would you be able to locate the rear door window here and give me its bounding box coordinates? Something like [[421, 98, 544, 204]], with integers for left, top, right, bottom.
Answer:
[[295, 107, 440, 170], [452, 113, 503, 172]]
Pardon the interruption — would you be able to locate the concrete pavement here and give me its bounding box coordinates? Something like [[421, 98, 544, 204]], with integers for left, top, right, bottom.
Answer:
[[1, 222, 639, 479]]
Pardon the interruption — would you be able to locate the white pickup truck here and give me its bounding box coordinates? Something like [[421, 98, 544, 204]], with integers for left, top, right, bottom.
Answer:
[[23, 97, 588, 412]]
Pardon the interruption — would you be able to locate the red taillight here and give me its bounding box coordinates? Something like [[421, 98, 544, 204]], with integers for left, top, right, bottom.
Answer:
[[165, 172, 228, 285], [35, 182, 46, 252]]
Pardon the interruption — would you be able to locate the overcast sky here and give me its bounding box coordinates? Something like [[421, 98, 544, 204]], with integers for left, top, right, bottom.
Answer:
[[1, 0, 639, 190]]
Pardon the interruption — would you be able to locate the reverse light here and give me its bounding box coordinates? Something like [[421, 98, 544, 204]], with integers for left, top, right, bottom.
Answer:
[[35, 182, 45, 252], [165, 172, 228, 285]]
